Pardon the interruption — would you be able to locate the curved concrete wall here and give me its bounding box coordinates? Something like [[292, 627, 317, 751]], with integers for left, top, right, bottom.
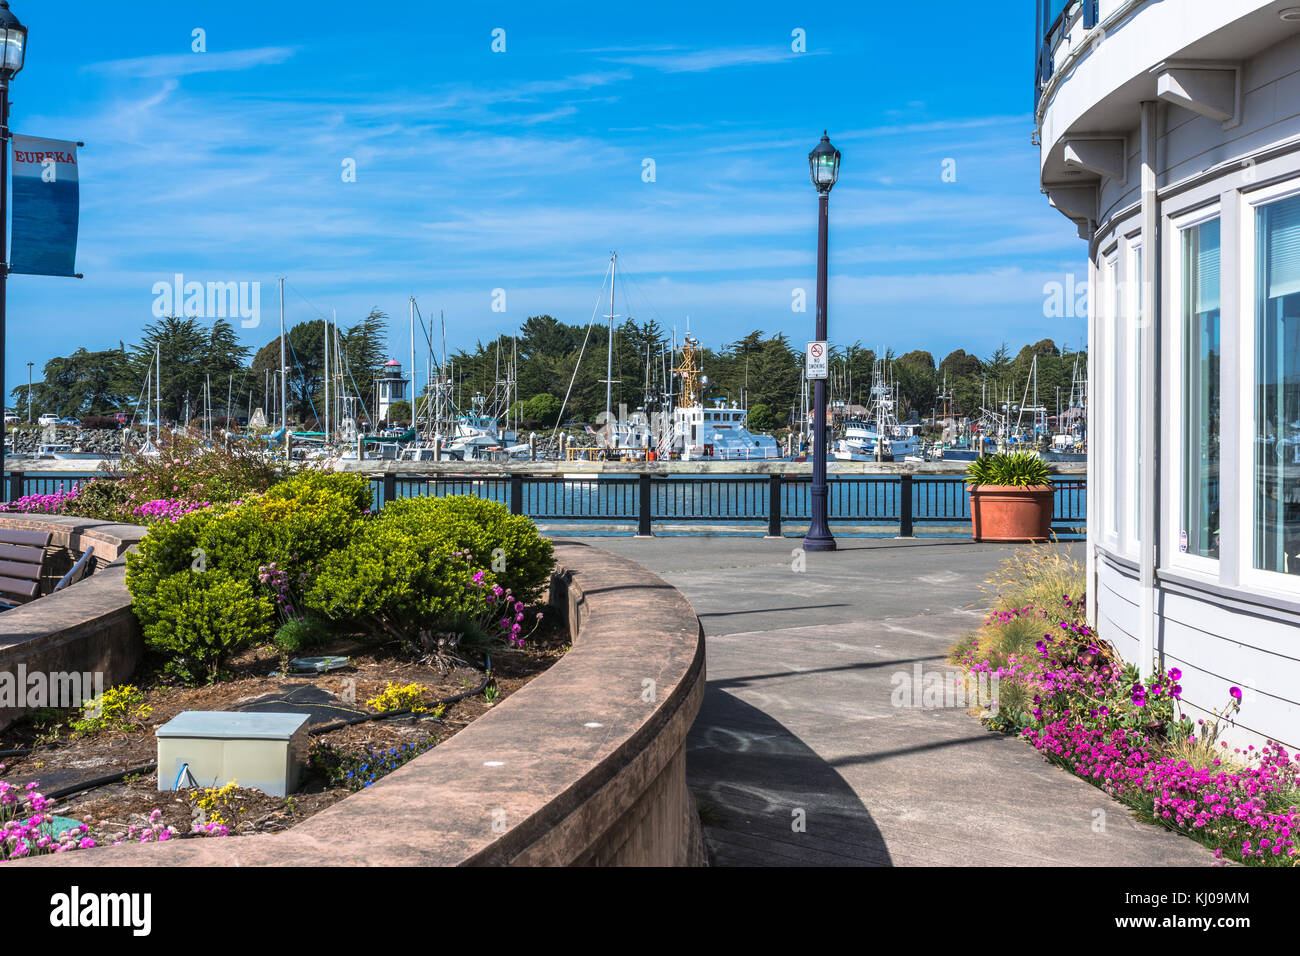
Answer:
[[18, 541, 709, 867], [0, 516, 147, 730]]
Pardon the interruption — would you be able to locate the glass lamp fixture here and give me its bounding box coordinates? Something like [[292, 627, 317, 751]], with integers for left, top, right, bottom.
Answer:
[[0, 2, 25, 80], [809, 131, 840, 193]]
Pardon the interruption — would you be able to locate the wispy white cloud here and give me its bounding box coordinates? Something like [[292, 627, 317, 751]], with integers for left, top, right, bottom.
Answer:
[[84, 46, 297, 79], [606, 46, 808, 73], [838, 115, 1034, 139]]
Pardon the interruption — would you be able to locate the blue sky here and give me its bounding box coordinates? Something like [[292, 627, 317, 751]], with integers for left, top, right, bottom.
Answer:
[[6, 0, 1087, 393]]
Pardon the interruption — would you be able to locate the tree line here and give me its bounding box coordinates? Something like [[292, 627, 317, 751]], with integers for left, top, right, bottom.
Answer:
[[448, 315, 1087, 430], [13, 312, 390, 424], [14, 309, 1086, 432]]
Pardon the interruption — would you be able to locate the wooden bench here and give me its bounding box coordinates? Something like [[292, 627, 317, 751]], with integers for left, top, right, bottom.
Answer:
[[0, 528, 53, 609]]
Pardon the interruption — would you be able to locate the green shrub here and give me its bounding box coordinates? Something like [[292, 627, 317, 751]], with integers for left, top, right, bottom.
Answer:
[[305, 495, 553, 641], [263, 469, 373, 515], [128, 472, 366, 594], [965, 451, 1052, 488], [64, 478, 133, 522], [126, 472, 371, 683], [133, 569, 274, 683], [305, 518, 482, 640], [377, 495, 554, 600], [273, 618, 329, 654], [192, 477, 364, 586]]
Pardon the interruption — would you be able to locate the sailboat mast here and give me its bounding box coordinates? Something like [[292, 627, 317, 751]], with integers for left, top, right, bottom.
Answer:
[[409, 296, 416, 433], [325, 310, 332, 442], [278, 277, 287, 431], [606, 252, 616, 435], [155, 343, 161, 444]]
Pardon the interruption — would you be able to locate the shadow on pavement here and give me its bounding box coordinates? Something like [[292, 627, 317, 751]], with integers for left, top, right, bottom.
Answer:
[[687, 688, 893, 867]]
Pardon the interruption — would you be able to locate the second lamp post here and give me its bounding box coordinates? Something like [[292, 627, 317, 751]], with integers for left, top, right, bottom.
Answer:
[[803, 131, 840, 552]]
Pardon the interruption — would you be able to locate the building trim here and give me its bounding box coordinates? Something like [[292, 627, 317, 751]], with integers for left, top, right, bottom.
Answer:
[[1155, 569, 1300, 627]]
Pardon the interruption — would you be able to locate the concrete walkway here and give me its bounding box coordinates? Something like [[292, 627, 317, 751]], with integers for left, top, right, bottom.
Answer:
[[589, 535, 1214, 867]]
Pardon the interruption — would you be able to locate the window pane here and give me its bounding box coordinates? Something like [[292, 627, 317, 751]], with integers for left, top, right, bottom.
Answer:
[[1182, 220, 1221, 559], [1255, 194, 1300, 574], [1110, 258, 1122, 537], [1133, 246, 1144, 543]]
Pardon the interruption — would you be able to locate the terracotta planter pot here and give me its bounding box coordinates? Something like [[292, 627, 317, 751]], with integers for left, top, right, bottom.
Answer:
[[968, 484, 1054, 542]]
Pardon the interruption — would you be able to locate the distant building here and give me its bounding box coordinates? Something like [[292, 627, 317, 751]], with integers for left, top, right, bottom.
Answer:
[[376, 358, 406, 422], [1037, 0, 1300, 747]]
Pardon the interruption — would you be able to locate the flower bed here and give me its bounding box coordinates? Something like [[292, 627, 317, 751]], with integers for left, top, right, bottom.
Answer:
[[1, 621, 568, 860], [951, 546, 1299, 866], [2, 469, 559, 861], [3, 432, 278, 526]]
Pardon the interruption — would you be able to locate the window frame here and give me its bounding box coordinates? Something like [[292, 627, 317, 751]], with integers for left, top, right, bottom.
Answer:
[[1099, 244, 1123, 553], [1124, 231, 1144, 556], [1239, 177, 1300, 596], [1165, 202, 1223, 581]]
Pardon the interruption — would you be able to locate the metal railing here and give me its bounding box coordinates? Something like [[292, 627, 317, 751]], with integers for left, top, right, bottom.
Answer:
[[367, 472, 1087, 538], [3, 471, 1087, 538], [1036, 1, 1099, 108]]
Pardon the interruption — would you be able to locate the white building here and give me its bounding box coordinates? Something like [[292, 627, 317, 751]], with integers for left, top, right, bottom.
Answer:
[[1037, 0, 1300, 748]]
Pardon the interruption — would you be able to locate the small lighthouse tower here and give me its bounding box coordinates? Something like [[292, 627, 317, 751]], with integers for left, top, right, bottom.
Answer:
[[377, 358, 407, 423]]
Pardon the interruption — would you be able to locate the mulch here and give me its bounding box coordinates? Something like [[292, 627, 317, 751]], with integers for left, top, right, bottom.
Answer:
[[0, 619, 569, 846]]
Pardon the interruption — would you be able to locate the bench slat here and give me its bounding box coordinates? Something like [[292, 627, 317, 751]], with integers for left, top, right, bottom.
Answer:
[[0, 575, 40, 599], [0, 529, 52, 548], [0, 543, 46, 563], [0, 559, 42, 581]]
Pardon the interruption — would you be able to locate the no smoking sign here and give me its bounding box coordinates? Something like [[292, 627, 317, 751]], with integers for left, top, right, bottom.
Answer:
[[805, 341, 829, 380]]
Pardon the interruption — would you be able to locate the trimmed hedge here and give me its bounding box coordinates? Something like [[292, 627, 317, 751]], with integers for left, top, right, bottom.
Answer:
[[125, 476, 553, 683], [125, 472, 371, 682], [305, 495, 553, 641]]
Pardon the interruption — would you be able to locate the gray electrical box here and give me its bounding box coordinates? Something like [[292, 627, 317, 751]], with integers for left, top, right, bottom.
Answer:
[[156, 711, 311, 797]]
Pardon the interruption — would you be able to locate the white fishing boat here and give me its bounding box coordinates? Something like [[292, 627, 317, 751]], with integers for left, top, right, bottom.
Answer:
[[667, 336, 780, 461], [834, 360, 921, 462]]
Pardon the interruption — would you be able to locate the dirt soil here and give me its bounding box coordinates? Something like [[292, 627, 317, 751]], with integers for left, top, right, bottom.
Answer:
[[0, 618, 569, 848]]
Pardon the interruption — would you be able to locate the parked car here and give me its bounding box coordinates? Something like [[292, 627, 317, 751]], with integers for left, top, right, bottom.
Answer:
[[58, 417, 80, 427], [4, 413, 17, 426], [37, 413, 58, 427]]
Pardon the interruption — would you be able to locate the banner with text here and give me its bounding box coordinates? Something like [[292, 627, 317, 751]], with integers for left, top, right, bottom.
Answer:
[[10, 134, 80, 277]]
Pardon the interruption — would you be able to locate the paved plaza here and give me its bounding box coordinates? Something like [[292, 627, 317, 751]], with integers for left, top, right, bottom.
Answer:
[[589, 535, 1214, 867]]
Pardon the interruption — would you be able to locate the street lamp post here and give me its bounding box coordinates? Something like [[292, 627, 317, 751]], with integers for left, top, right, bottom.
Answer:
[[803, 131, 840, 553], [0, 2, 25, 487], [25, 359, 31, 421]]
